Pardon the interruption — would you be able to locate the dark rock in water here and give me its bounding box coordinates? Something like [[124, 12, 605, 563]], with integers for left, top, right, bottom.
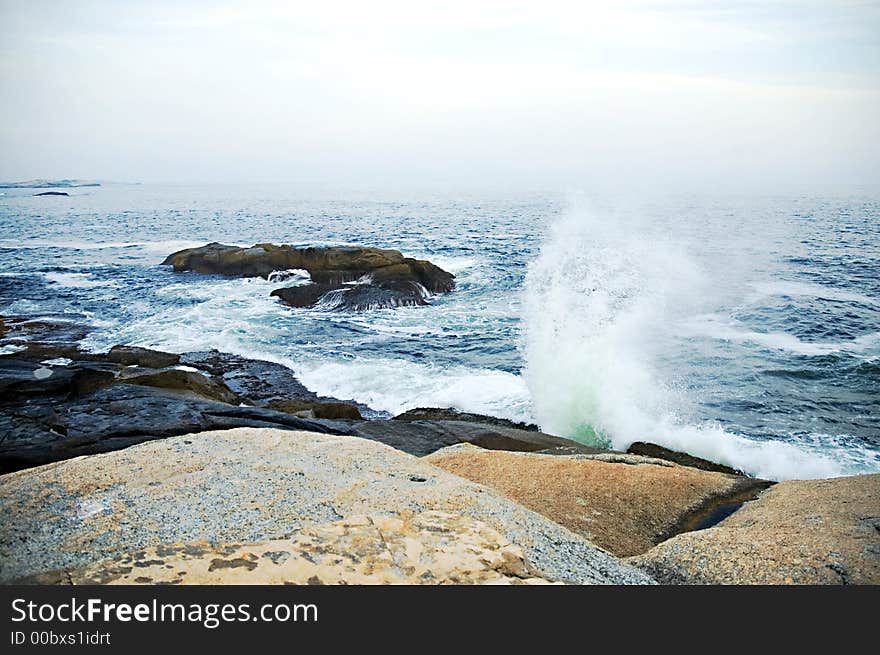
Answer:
[[323, 419, 610, 458], [268, 399, 363, 420], [116, 367, 240, 404], [162, 242, 454, 311], [270, 280, 432, 310], [627, 442, 744, 476], [33, 191, 69, 197], [107, 345, 180, 369], [393, 407, 540, 432], [0, 383, 350, 474], [162, 242, 454, 292]]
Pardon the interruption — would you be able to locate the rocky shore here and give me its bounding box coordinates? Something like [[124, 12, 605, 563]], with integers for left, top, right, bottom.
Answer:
[[1, 243, 878, 585]]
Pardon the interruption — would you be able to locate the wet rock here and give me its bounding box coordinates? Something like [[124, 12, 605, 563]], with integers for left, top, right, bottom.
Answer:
[[394, 407, 540, 432], [24, 512, 555, 585], [425, 447, 773, 557], [268, 399, 363, 420], [339, 419, 608, 457], [628, 473, 880, 584], [107, 345, 180, 369], [627, 442, 744, 476], [270, 280, 433, 310], [33, 191, 70, 197], [0, 359, 79, 397], [0, 316, 93, 361], [117, 367, 239, 404], [0, 384, 348, 473], [0, 428, 654, 584]]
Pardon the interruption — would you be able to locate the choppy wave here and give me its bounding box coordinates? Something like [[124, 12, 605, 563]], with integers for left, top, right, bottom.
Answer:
[[42, 272, 116, 289], [680, 314, 880, 357], [0, 238, 211, 253], [749, 280, 879, 306]]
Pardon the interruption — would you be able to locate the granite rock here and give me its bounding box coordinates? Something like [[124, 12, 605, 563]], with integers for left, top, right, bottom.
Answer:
[[0, 428, 654, 585], [426, 447, 772, 556], [628, 473, 880, 584]]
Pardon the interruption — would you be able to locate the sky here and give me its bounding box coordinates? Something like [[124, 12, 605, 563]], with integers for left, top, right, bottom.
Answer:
[[1, 0, 879, 190]]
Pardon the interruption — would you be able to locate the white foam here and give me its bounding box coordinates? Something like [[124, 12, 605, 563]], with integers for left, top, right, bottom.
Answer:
[[680, 314, 880, 357], [81, 276, 292, 354], [43, 272, 115, 289], [295, 357, 533, 424], [749, 280, 879, 306], [0, 344, 26, 354], [267, 268, 311, 284], [415, 255, 477, 274], [41, 357, 73, 366]]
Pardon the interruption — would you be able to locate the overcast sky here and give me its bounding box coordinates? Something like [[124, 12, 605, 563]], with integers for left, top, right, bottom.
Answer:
[[1, 0, 878, 189]]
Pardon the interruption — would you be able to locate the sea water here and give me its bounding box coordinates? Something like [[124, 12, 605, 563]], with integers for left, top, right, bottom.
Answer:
[[1, 184, 878, 481]]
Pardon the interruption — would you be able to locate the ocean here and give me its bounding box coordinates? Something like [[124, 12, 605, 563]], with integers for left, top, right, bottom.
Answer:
[[1, 184, 878, 481]]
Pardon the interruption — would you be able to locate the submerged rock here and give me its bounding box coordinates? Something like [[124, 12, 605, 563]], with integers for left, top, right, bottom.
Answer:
[[162, 242, 455, 311], [628, 473, 880, 584], [0, 428, 654, 585], [425, 447, 773, 557], [24, 511, 554, 585], [0, 315, 93, 361]]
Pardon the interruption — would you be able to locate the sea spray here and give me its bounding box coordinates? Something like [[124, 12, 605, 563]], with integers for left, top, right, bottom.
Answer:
[[522, 201, 701, 447], [521, 202, 858, 480]]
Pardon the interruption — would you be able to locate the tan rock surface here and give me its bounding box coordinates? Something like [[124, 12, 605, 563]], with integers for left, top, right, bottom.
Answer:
[[0, 428, 654, 585], [425, 446, 771, 556], [24, 511, 554, 585], [628, 474, 880, 584]]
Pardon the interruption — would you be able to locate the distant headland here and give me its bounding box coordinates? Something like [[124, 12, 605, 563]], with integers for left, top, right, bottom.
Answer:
[[0, 179, 101, 189]]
